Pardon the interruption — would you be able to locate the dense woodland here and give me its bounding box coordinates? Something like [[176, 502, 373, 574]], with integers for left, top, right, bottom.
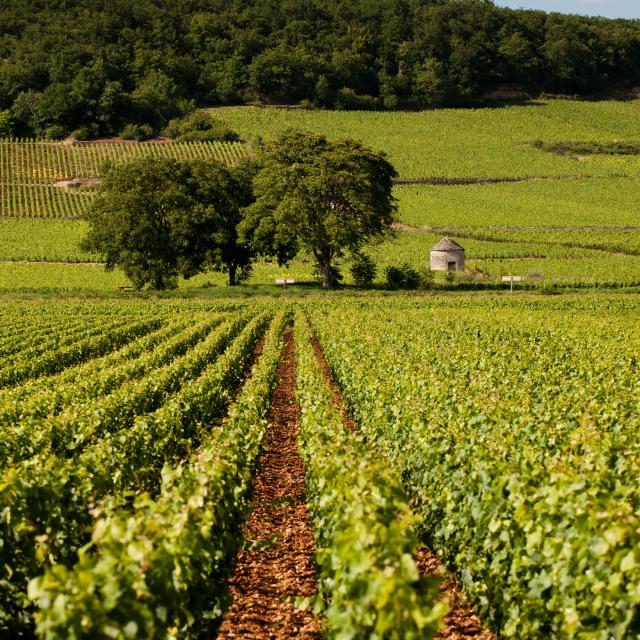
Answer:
[[1, 0, 640, 138]]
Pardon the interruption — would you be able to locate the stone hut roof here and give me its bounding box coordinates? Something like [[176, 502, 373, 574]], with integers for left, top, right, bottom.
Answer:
[[430, 237, 465, 252]]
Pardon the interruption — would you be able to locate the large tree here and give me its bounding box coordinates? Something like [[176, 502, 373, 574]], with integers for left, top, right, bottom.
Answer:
[[82, 157, 258, 289], [245, 130, 397, 289]]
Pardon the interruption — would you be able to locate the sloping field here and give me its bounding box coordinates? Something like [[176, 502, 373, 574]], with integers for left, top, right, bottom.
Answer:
[[209, 101, 640, 289], [212, 100, 640, 179], [0, 139, 249, 218], [1, 100, 640, 289]]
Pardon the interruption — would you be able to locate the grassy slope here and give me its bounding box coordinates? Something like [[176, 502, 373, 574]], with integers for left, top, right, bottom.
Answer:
[[3, 99, 640, 291]]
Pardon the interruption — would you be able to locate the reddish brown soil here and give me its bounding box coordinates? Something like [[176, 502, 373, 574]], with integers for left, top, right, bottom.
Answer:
[[416, 549, 497, 640], [75, 136, 175, 144], [217, 329, 322, 640], [309, 330, 497, 640]]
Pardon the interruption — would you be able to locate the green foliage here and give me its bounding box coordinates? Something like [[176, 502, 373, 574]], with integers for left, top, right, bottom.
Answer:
[[82, 157, 258, 288], [309, 296, 640, 639], [248, 130, 397, 289], [119, 123, 154, 141], [294, 313, 445, 638], [0, 109, 13, 137], [28, 311, 287, 639], [163, 111, 240, 142], [0, 312, 263, 634], [350, 253, 377, 287], [44, 125, 65, 140], [70, 124, 99, 141], [2, 0, 640, 134], [418, 268, 435, 289], [385, 263, 421, 290]]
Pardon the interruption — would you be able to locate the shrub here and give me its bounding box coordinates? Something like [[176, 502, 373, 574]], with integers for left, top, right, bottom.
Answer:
[[419, 268, 435, 289], [385, 263, 420, 290], [0, 110, 14, 137], [120, 123, 154, 141], [163, 111, 240, 142], [44, 125, 65, 140], [350, 254, 376, 287], [70, 124, 99, 141], [334, 88, 381, 110]]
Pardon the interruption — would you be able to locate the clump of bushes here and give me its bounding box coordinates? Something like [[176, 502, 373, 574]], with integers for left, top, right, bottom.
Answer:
[[334, 88, 381, 111], [44, 125, 65, 140], [120, 123, 154, 141], [0, 110, 14, 137], [163, 110, 240, 142], [350, 253, 376, 287], [385, 263, 421, 289], [70, 124, 99, 141]]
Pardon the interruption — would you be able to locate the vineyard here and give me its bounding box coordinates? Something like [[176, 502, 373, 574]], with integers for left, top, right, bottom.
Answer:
[[211, 100, 640, 180], [1, 296, 640, 638], [0, 101, 638, 290], [0, 139, 248, 219]]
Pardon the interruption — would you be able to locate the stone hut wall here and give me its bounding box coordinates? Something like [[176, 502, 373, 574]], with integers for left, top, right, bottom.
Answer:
[[430, 250, 465, 271]]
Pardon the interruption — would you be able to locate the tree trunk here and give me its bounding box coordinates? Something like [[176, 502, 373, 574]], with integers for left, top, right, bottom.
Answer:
[[321, 259, 332, 290], [228, 264, 237, 286]]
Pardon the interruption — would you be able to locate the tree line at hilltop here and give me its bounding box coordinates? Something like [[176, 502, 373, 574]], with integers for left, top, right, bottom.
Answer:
[[1, 0, 640, 139]]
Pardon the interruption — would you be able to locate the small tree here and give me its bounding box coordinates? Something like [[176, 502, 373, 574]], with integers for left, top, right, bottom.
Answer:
[[246, 131, 397, 289], [0, 110, 14, 137], [385, 263, 421, 290], [82, 158, 258, 289], [350, 253, 376, 287]]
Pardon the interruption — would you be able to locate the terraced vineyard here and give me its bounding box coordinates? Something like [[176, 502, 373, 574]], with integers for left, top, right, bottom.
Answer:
[[0, 139, 249, 218]]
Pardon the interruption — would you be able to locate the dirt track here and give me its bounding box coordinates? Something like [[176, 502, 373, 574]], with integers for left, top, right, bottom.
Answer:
[[217, 329, 321, 639]]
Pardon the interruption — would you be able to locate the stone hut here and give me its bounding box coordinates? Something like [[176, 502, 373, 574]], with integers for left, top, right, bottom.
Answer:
[[430, 237, 465, 271]]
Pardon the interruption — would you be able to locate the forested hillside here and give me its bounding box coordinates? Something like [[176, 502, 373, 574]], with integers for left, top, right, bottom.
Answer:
[[1, 0, 640, 138]]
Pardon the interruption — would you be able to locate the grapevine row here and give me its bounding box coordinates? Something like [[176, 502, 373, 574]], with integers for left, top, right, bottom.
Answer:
[[294, 313, 445, 638], [308, 300, 640, 639], [28, 311, 286, 639]]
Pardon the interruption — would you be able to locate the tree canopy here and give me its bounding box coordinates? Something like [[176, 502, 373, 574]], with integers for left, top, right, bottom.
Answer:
[[82, 157, 259, 289], [244, 130, 397, 289], [1, 0, 640, 137]]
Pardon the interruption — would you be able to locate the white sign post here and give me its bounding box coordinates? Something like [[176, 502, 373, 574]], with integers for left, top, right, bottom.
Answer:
[[501, 275, 523, 292], [275, 278, 295, 289]]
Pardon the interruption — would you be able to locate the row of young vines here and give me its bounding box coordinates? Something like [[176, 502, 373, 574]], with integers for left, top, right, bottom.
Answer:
[[5, 295, 634, 638], [0, 301, 268, 636]]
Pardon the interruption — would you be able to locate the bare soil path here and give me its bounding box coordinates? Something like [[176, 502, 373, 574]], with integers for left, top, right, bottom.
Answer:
[[309, 323, 497, 639], [416, 549, 496, 640], [217, 328, 321, 640]]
